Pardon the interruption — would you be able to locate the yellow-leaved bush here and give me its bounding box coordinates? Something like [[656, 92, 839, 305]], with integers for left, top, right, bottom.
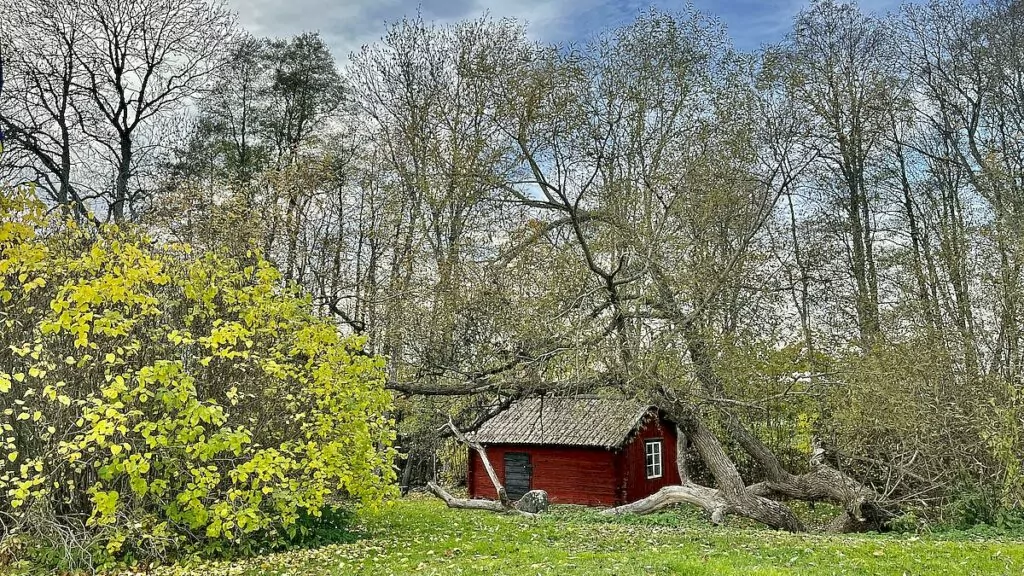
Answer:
[[0, 189, 397, 566]]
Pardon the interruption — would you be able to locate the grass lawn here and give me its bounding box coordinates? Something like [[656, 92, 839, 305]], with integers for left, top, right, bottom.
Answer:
[[138, 496, 1023, 576]]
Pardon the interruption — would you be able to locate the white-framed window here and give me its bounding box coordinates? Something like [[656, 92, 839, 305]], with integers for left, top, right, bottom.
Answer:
[[645, 439, 663, 479]]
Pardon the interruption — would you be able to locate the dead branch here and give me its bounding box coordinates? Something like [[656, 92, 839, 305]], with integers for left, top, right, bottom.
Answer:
[[425, 482, 507, 512], [426, 418, 542, 516], [444, 418, 510, 507]]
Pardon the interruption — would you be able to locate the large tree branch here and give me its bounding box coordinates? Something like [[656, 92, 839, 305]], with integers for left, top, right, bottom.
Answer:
[[425, 482, 507, 513]]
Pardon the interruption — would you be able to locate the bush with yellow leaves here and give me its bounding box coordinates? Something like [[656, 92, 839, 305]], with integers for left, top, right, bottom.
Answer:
[[0, 188, 397, 569]]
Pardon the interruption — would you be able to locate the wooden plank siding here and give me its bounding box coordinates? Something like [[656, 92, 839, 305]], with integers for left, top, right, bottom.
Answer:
[[469, 445, 619, 506]]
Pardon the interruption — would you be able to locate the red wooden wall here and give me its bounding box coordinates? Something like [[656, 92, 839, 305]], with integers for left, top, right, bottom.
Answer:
[[616, 415, 681, 503], [468, 445, 618, 506], [467, 412, 681, 506]]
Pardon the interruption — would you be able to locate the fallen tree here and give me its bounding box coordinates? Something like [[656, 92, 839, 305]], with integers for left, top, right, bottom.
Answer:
[[602, 415, 806, 532], [676, 322, 896, 532], [418, 289, 897, 532], [601, 419, 893, 533], [596, 265, 898, 533]]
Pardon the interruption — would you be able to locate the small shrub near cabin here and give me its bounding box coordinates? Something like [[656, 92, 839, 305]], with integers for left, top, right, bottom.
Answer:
[[0, 189, 397, 568]]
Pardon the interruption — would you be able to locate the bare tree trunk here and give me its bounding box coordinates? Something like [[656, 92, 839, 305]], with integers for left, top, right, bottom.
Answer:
[[399, 446, 415, 496], [426, 483, 507, 513], [683, 411, 806, 532], [893, 124, 939, 330], [112, 139, 131, 221]]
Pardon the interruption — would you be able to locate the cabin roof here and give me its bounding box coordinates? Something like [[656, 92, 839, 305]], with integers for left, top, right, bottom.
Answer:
[[471, 397, 658, 449]]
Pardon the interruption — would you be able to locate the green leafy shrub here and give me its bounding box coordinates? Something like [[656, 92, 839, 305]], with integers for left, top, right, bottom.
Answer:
[[0, 189, 397, 569], [937, 486, 1024, 535], [888, 509, 929, 534]]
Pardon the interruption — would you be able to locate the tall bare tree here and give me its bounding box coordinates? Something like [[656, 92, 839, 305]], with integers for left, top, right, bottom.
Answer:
[[75, 0, 234, 220], [0, 0, 90, 215], [782, 0, 902, 345]]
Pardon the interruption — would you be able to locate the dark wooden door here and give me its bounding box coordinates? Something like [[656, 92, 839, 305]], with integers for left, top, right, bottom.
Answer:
[[503, 452, 532, 500]]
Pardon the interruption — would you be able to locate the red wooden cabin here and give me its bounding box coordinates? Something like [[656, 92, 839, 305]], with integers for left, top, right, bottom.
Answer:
[[467, 397, 681, 506]]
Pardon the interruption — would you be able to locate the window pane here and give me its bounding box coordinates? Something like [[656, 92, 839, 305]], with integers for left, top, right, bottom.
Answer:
[[645, 440, 663, 479]]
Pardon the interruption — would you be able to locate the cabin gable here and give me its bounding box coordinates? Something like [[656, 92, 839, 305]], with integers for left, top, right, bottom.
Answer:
[[616, 413, 682, 503]]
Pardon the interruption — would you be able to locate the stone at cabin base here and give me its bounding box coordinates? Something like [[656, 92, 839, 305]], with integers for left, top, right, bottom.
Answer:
[[515, 490, 550, 513]]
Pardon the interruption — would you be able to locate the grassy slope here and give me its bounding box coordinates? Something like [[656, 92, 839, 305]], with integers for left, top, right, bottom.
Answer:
[[150, 497, 1024, 576]]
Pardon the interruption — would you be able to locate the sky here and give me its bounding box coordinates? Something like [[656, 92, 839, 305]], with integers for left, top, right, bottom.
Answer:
[[225, 0, 906, 62]]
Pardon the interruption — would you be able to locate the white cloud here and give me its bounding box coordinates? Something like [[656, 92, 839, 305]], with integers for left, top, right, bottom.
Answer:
[[224, 0, 909, 64]]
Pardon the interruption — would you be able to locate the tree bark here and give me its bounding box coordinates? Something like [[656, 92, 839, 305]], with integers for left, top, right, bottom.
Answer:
[[113, 137, 132, 221], [426, 482, 507, 513], [602, 484, 730, 522], [683, 412, 806, 532]]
